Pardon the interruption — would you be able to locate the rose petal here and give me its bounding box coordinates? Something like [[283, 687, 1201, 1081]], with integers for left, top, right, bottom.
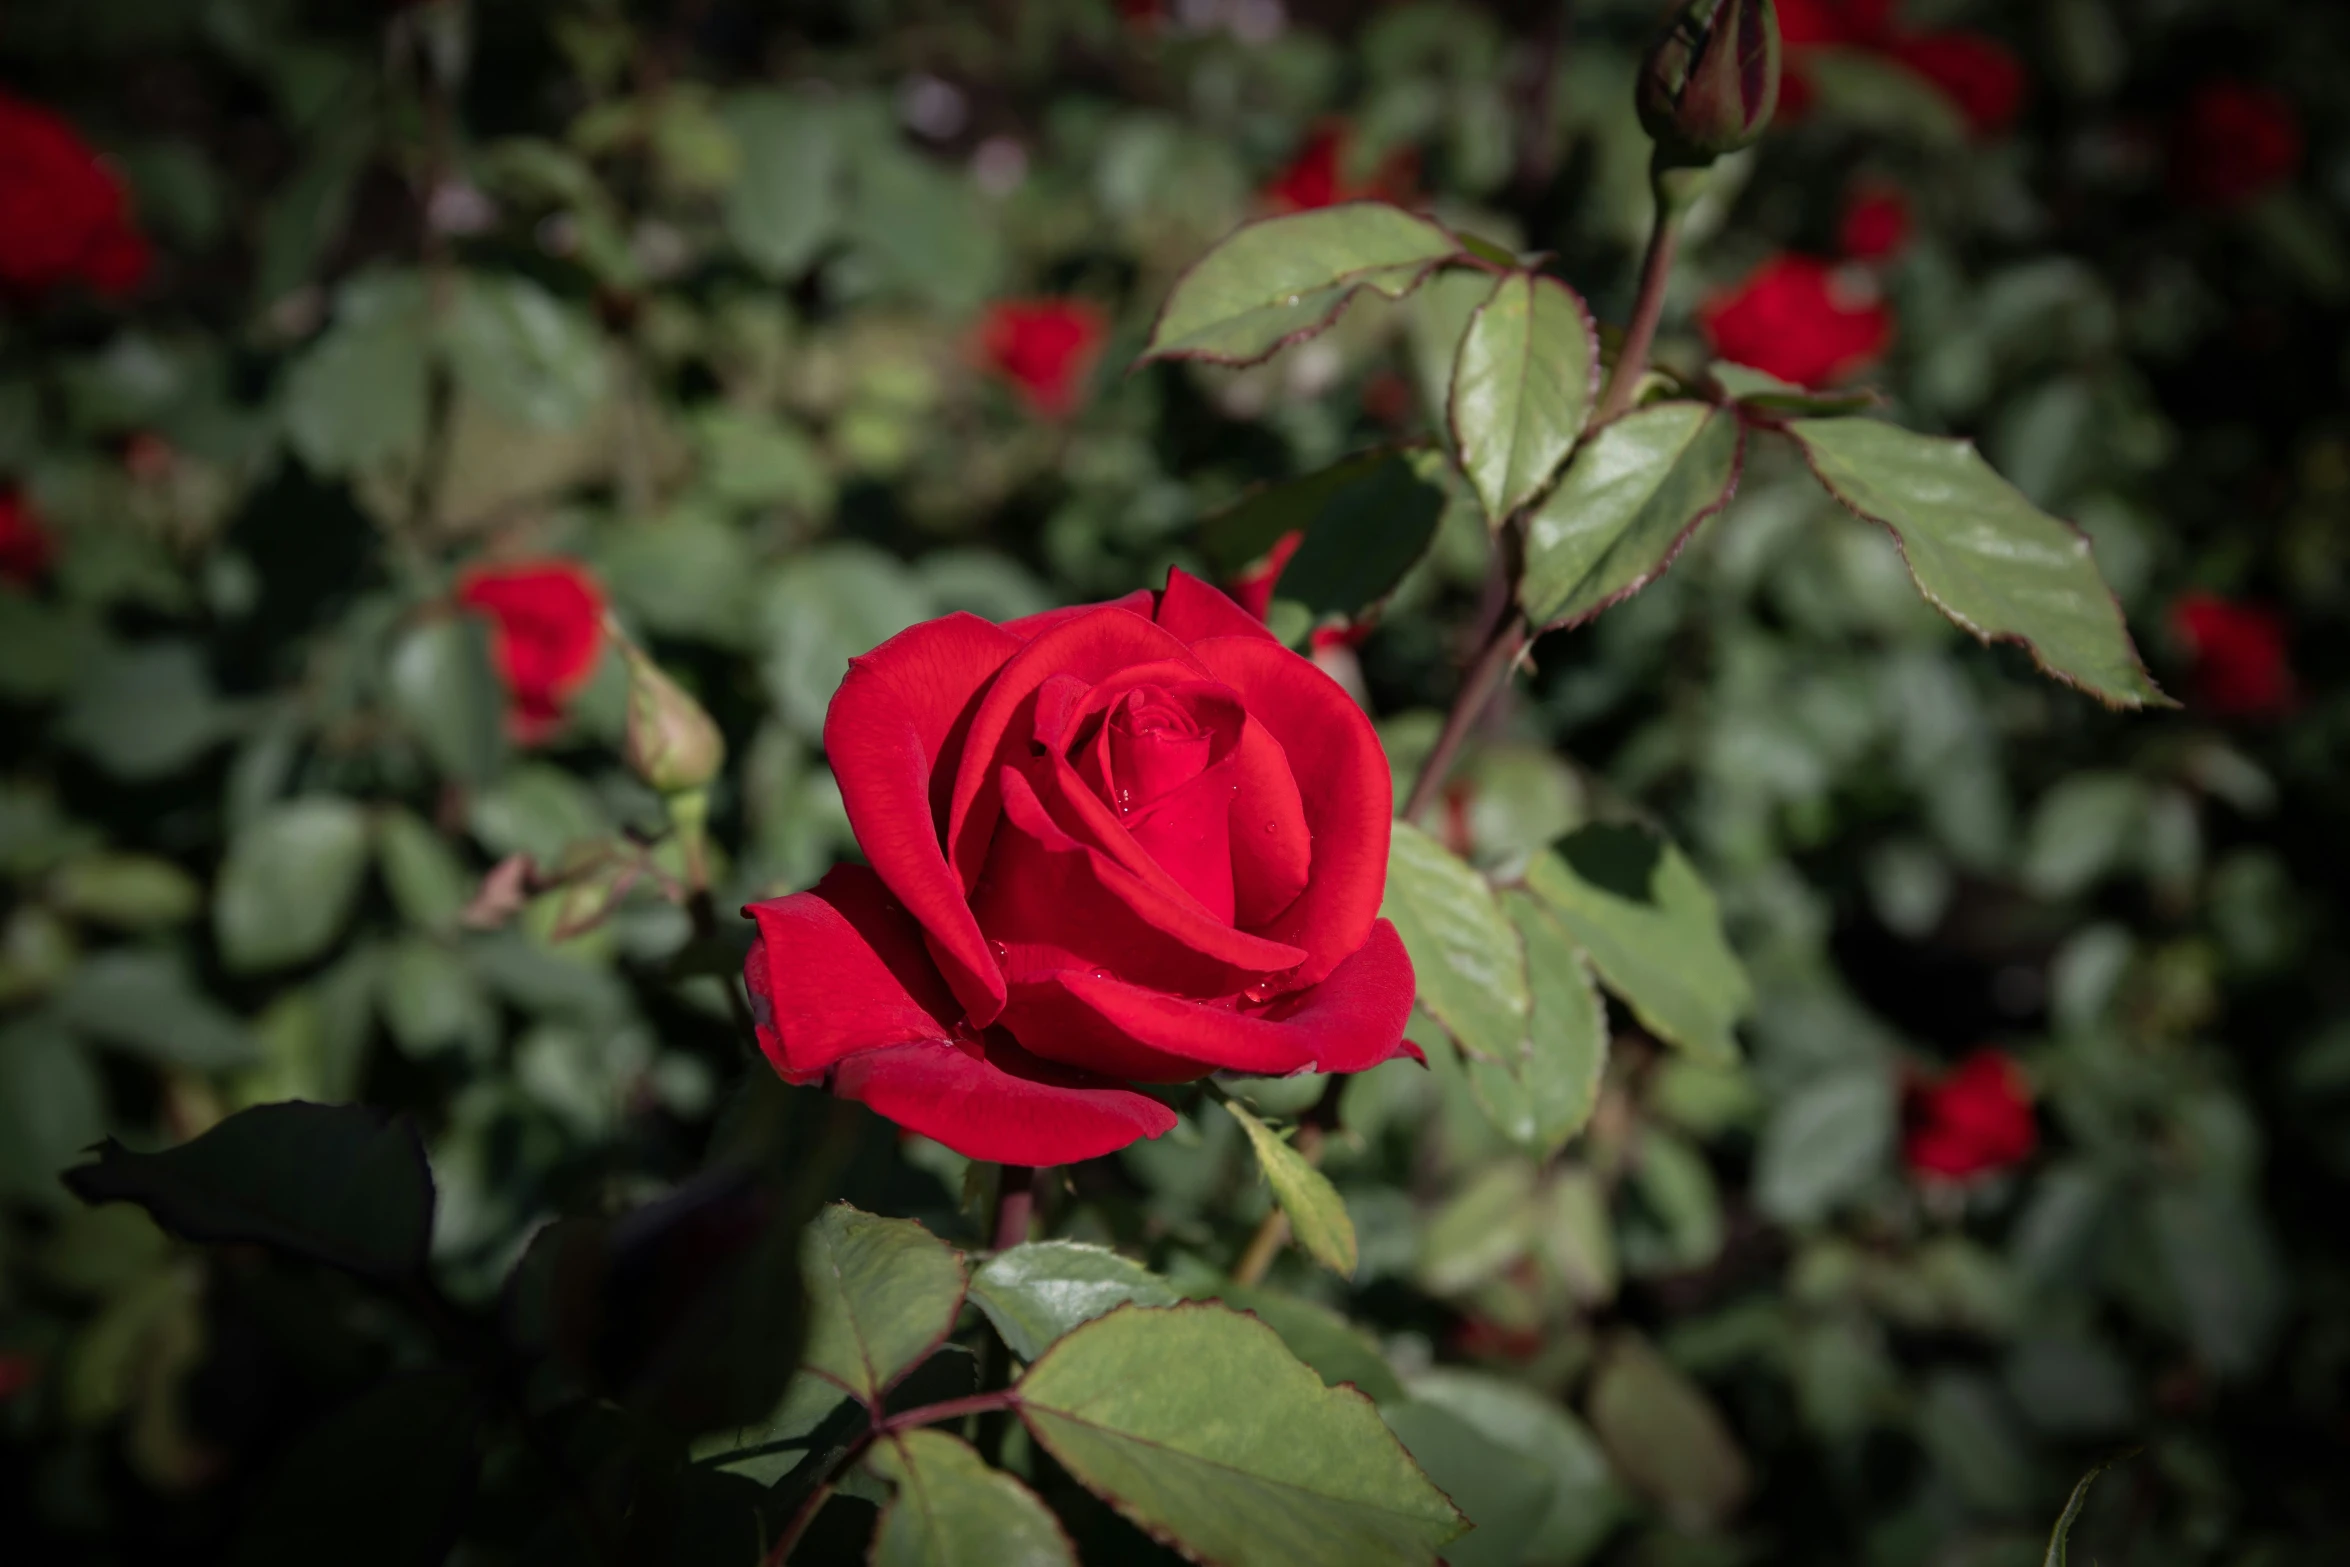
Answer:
[[829, 1036, 1178, 1165], [824, 612, 1024, 1024], [1187, 634, 1391, 990], [742, 865, 962, 1082], [1000, 588, 1158, 641], [1006, 918, 1419, 1081], [1154, 565, 1281, 647], [1227, 715, 1313, 931]]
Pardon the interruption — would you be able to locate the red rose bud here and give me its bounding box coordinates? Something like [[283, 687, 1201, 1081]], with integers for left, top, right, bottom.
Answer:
[[1903, 1049, 2037, 1181], [1697, 253, 1892, 387], [2170, 592, 2295, 718], [2173, 80, 2303, 209], [1637, 0, 1783, 169], [977, 298, 1108, 420], [456, 559, 607, 744], [1838, 182, 1911, 261], [619, 636, 725, 795], [741, 566, 1420, 1166], [0, 491, 56, 588], [0, 91, 151, 298]]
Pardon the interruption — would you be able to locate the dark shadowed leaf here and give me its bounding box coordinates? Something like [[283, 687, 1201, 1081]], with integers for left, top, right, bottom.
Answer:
[[1225, 1100, 1357, 1277], [57, 948, 257, 1069], [2045, 1449, 2138, 1567], [1271, 453, 1449, 627], [866, 1428, 1078, 1567], [1788, 418, 2168, 708], [970, 1240, 1178, 1362], [65, 1101, 433, 1279], [1449, 271, 1598, 523], [229, 1370, 481, 1567], [1519, 402, 1741, 631], [0, 1019, 107, 1209], [802, 1203, 967, 1404], [1015, 1303, 1466, 1567], [1142, 203, 1464, 366]]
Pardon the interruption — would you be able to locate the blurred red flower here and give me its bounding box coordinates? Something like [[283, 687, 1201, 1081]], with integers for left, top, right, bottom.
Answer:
[[0, 491, 55, 588], [2172, 81, 2303, 209], [978, 298, 1108, 420], [1698, 254, 1893, 387], [2171, 592, 2295, 718], [1263, 122, 1418, 213], [1904, 1050, 2037, 1181], [1838, 183, 1912, 261], [457, 560, 608, 743], [0, 91, 150, 298], [1772, 2, 2022, 140]]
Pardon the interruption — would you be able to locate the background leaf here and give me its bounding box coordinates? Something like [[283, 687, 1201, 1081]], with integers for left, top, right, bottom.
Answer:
[[227, 1371, 481, 1567], [214, 797, 371, 973]]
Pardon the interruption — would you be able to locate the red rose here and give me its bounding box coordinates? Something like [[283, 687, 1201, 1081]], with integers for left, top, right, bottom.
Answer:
[[2170, 592, 2294, 718], [0, 491, 55, 588], [0, 91, 150, 298], [456, 560, 608, 743], [1263, 122, 1418, 214], [1886, 33, 2025, 138], [2172, 81, 2302, 209], [1698, 254, 1893, 388], [977, 298, 1108, 420], [1903, 1049, 2036, 1181], [744, 568, 1418, 1165], [1773, 0, 1893, 47], [1838, 183, 1912, 262]]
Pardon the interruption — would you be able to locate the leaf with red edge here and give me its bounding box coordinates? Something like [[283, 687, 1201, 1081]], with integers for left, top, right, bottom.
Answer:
[[800, 1203, 967, 1405], [1449, 271, 1599, 523]]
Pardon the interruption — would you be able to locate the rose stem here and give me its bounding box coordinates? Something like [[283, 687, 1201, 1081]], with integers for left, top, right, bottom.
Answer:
[[991, 1163, 1036, 1252], [1593, 155, 1697, 426], [1399, 615, 1531, 825]]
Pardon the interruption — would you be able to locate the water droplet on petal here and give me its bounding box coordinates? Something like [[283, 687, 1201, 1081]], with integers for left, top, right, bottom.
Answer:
[[1262, 821, 1277, 834], [988, 940, 1009, 964]]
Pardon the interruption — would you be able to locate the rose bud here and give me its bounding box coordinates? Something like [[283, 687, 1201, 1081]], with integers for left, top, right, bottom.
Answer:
[[619, 635, 725, 795], [1637, 0, 1783, 169]]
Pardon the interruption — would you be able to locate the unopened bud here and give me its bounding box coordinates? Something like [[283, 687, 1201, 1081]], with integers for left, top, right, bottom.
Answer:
[[619, 637, 725, 795], [1637, 0, 1781, 169]]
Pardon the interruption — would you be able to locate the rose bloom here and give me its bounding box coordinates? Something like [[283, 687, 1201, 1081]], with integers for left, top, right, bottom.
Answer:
[[0, 91, 150, 297], [456, 560, 607, 742], [744, 568, 1418, 1165], [2170, 592, 2295, 718], [2172, 81, 2303, 209], [1904, 1049, 2036, 1181], [1838, 183, 1912, 262], [0, 491, 55, 588], [1263, 122, 1418, 213], [977, 298, 1108, 420], [1698, 254, 1893, 388]]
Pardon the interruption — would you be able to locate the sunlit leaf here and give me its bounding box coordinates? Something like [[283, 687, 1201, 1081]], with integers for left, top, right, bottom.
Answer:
[[970, 1240, 1178, 1362], [1463, 893, 1606, 1157], [1224, 1100, 1357, 1277], [1381, 821, 1529, 1065], [1519, 402, 1741, 631], [1449, 271, 1597, 523]]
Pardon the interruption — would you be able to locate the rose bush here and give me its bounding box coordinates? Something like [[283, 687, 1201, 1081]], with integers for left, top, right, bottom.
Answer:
[[744, 567, 1417, 1165]]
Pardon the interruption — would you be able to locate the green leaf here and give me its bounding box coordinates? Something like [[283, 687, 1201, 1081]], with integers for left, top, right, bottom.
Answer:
[[1142, 203, 1465, 367], [802, 1203, 967, 1404], [48, 853, 202, 930], [64, 1100, 434, 1280], [379, 937, 497, 1061], [387, 616, 509, 786], [0, 1019, 107, 1208], [2044, 1450, 2138, 1567], [1525, 825, 1750, 1067], [970, 1240, 1179, 1362], [214, 797, 372, 973], [760, 544, 930, 738], [1584, 1334, 1750, 1532], [865, 1428, 1078, 1567], [442, 273, 609, 431], [723, 89, 842, 277], [283, 273, 430, 478], [1014, 1303, 1467, 1567], [694, 404, 832, 512], [58, 640, 235, 781], [1200, 1287, 1406, 1405], [1465, 893, 1607, 1157], [57, 949, 257, 1069], [1224, 1100, 1357, 1277], [1706, 363, 1880, 416], [2148, 1181, 2282, 1378], [376, 809, 474, 934], [1380, 1401, 1551, 1567], [1449, 272, 1598, 523], [1519, 402, 1742, 631], [843, 133, 1008, 314], [1404, 1369, 1630, 1567], [1752, 1065, 1895, 1225], [1270, 453, 1449, 627], [1381, 821, 1529, 1065], [1787, 418, 2168, 708], [227, 1370, 481, 1567]]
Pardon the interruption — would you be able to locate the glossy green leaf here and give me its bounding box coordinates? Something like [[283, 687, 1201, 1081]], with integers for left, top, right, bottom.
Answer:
[[1466, 892, 1608, 1157], [1142, 204, 1465, 366], [1381, 821, 1529, 1065], [214, 797, 372, 973], [1788, 417, 2168, 708], [1224, 1100, 1357, 1277], [1015, 1303, 1467, 1567], [1405, 1369, 1630, 1567], [1525, 824, 1750, 1067], [63, 1100, 434, 1280], [227, 1370, 481, 1567], [866, 1428, 1078, 1567], [1585, 1334, 1750, 1532], [1520, 401, 1741, 631], [722, 89, 842, 278], [970, 1240, 1179, 1361], [1449, 272, 1598, 523], [802, 1203, 967, 1404], [2045, 1449, 2138, 1567], [1380, 1400, 1551, 1567]]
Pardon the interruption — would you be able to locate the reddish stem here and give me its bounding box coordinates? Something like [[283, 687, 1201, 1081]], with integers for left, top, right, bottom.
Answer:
[[763, 1390, 1023, 1565]]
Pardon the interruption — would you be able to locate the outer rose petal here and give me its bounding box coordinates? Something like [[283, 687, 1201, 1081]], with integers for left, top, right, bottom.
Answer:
[[1154, 565, 1281, 647], [825, 612, 1025, 1023], [830, 1037, 1178, 1165], [1004, 918, 1419, 1082], [743, 865, 960, 1083], [1001, 589, 1157, 642], [1187, 634, 1391, 990]]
